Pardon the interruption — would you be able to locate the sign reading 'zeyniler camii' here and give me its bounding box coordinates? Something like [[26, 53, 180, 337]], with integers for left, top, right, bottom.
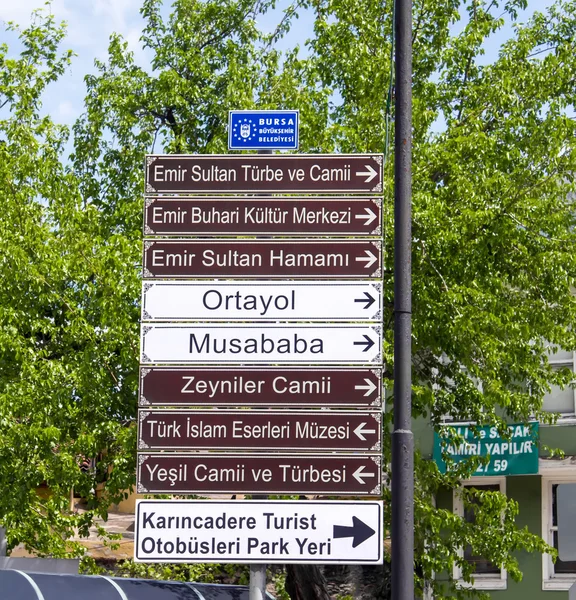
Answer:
[[139, 367, 382, 408], [145, 154, 383, 194]]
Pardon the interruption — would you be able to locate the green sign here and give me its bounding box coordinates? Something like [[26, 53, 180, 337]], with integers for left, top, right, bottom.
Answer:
[[433, 422, 538, 476]]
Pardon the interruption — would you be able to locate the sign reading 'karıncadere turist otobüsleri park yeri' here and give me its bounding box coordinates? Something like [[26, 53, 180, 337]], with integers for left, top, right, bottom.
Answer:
[[433, 422, 538, 476]]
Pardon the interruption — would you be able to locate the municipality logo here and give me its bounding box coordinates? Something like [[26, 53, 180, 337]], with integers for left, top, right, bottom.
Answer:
[[232, 118, 257, 144]]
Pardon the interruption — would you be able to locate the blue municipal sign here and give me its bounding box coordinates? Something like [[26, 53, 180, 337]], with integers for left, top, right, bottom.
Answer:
[[228, 110, 299, 150]]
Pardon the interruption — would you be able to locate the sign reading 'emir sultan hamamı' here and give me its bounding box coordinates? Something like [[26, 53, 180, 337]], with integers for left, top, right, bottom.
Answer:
[[143, 239, 381, 279]]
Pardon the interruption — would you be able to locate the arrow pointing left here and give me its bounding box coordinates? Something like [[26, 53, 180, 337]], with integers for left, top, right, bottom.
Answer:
[[353, 465, 377, 485], [354, 422, 377, 441], [333, 516, 376, 548]]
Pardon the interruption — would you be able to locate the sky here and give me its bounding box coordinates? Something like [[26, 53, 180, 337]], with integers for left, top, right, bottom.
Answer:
[[0, 0, 558, 131]]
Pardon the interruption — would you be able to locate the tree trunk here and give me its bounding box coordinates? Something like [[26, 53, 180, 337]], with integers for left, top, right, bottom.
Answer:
[[285, 564, 332, 600]]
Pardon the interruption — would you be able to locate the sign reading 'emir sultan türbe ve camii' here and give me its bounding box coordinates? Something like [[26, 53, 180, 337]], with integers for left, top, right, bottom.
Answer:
[[145, 154, 383, 194]]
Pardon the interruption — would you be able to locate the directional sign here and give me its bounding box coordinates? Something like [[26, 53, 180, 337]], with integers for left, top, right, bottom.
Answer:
[[137, 453, 382, 496], [145, 154, 383, 194], [137, 410, 381, 452], [143, 197, 382, 236], [135, 499, 384, 564], [140, 324, 382, 365], [141, 281, 382, 322], [228, 110, 299, 150], [139, 367, 382, 408], [143, 239, 382, 279]]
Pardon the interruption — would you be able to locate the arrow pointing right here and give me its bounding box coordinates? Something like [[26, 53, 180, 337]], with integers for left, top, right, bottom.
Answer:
[[355, 250, 378, 270], [333, 516, 376, 548], [355, 207, 377, 226], [355, 164, 378, 183], [353, 334, 375, 353], [354, 378, 377, 397], [354, 291, 376, 310]]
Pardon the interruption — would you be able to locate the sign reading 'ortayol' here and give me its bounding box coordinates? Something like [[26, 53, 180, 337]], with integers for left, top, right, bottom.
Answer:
[[141, 281, 382, 322], [139, 367, 382, 408], [137, 410, 381, 452], [135, 500, 383, 564], [140, 324, 382, 365], [137, 453, 381, 496], [144, 197, 382, 236], [145, 154, 383, 194], [143, 239, 381, 279]]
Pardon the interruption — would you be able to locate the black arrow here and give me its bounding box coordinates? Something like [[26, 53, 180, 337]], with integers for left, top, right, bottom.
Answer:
[[353, 334, 375, 353], [354, 292, 376, 310], [333, 516, 376, 548]]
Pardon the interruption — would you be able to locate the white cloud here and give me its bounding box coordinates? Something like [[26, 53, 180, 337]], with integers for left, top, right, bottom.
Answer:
[[57, 100, 75, 118]]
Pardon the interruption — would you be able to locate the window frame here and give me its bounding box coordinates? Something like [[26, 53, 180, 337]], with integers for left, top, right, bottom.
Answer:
[[541, 464, 576, 590], [543, 350, 576, 419], [452, 476, 507, 590]]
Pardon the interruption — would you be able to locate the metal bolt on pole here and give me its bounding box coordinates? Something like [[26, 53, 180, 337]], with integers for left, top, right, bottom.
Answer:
[[391, 0, 414, 598]]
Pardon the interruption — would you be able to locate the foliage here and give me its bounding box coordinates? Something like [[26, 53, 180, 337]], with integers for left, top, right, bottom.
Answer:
[[1, 0, 576, 597], [109, 559, 220, 582], [0, 11, 138, 557]]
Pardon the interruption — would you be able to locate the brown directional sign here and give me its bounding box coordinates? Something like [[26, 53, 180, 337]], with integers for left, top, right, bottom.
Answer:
[[139, 367, 382, 408], [143, 239, 381, 279], [144, 197, 382, 236], [137, 453, 382, 496], [138, 410, 381, 452], [145, 154, 383, 194]]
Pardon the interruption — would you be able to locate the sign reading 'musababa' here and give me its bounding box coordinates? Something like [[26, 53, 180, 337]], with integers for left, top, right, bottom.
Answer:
[[433, 422, 538, 476]]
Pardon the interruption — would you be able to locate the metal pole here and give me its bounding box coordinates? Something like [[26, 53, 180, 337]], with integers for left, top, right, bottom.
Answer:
[[249, 147, 272, 600], [0, 527, 6, 557], [391, 0, 414, 597]]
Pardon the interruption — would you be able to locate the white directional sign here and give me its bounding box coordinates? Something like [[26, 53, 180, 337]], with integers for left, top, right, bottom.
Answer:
[[141, 281, 382, 322], [135, 500, 383, 564], [140, 324, 382, 365]]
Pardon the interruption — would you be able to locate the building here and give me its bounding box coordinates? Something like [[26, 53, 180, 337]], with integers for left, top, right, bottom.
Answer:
[[416, 349, 576, 598]]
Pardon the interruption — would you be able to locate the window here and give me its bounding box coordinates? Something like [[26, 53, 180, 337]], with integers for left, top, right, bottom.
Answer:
[[452, 477, 507, 590], [542, 474, 576, 590], [542, 349, 576, 416]]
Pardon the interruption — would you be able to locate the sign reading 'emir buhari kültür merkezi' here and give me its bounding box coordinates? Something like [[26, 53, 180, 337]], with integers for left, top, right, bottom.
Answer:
[[433, 422, 538, 476]]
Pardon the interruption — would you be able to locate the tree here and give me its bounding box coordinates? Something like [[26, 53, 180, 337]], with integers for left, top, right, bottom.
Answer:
[[0, 12, 138, 559], [2, 0, 576, 597]]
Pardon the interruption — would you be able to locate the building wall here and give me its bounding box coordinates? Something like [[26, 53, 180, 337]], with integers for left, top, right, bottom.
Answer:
[[426, 419, 576, 598]]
